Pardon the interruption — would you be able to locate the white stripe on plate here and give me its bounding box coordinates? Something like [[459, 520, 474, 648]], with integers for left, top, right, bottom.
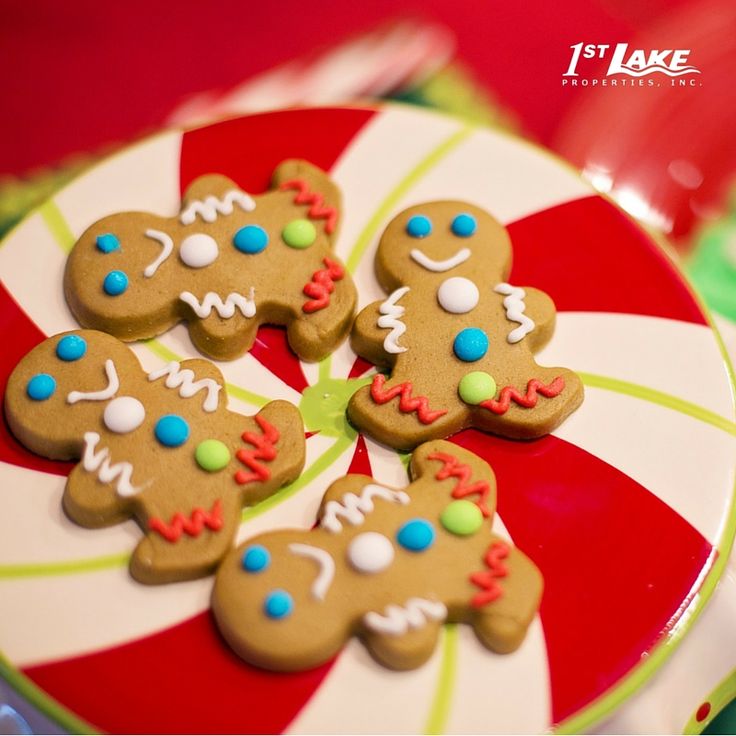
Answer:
[[0, 462, 138, 565], [54, 131, 183, 238], [0, 214, 76, 336], [553, 387, 736, 544], [287, 631, 444, 734], [0, 568, 209, 667], [400, 126, 594, 226], [539, 312, 735, 421]]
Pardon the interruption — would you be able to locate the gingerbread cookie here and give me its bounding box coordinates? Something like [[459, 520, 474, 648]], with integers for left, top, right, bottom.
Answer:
[[347, 202, 584, 449], [212, 440, 542, 671], [5, 330, 305, 584], [64, 160, 356, 362]]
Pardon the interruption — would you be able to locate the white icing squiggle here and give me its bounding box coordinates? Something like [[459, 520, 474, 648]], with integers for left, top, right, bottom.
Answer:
[[377, 286, 410, 354], [143, 229, 174, 277], [288, 543, 335, 601], [320, 484, 410, 533], [410, 247, 471, 272], [81, 431, 140, 497], [494, 282, 535, 343], [364, 598, 447, 635], [67, 359, 120, 404], [148, 361, 221, 412], [180, 190, 256, 226], [180, 289, 256, 319]]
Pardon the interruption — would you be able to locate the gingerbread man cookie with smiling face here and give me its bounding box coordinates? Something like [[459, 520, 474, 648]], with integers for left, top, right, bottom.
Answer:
[[64, 160, 356, 362], [212, 439, 542, 672], [5, 330, 305, 584], [347, 201, 584, 450]]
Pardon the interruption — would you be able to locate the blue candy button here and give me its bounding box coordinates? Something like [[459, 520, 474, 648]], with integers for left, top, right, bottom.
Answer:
[[103, 270, 128, 296], [96, 233, 120, 253], [264, 589, 293, 619], [233, 224, 269, 254], [406, 214, 432, 238], [56, 334, 87, 362], [397, 518, 435, 552], [154, 414, 190, 447], [453, 328, 489, 362], [451, 213, 477, 237], [26, 373, 56, 401], [242, 545, 270, 573]]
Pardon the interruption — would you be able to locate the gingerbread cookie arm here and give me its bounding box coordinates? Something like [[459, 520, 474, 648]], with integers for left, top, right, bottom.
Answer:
[[349, 299, 396, 367], [470, 537, 543, 654], [271, 159, 342, 243], [511, 286, 556, 353], [63, 461, 134, 528], [235, 400, 306, 507]]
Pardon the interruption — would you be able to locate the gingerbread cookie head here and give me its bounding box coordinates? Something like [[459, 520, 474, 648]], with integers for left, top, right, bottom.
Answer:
[[374, 201, 513, 292], [212, 440, 542, 672], [348, 201, 584, 449], [64, 160, 356, 362], [5, 330, 306, 583]]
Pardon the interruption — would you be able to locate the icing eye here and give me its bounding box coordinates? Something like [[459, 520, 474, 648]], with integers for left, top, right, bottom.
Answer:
[[96, 233, 120, 253], [234, 225, 269, 254], [243, 545, 270, 573], [458, 371, 496, 405], [451, 213, 477, 237], [282, 219, 316, 249], [440, 500, 483, 536], [195, 439, 231, 471], [56, 335, 87, 362], [154, 414, 190, 447], [179, 233, 219, 268], [103, 270, 128, 296], [26, 373, 56, 401], [347, 531, 394, 574], [453, 328, 489, 362], [437, 276, 480, 314], [264, 589, 294, 619], [396, 519, 435, 552], [406, 215, 432, 238], [104, 396, 145, 433]]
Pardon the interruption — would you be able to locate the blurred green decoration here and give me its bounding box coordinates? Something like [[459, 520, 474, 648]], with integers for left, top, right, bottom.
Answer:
[[687, 189, 736, 322], [704, 695, 736, 735], [390, 61, 519, 132]]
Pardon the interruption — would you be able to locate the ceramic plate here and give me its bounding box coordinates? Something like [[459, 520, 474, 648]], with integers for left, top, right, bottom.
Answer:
[[0, 104, 734, 734]]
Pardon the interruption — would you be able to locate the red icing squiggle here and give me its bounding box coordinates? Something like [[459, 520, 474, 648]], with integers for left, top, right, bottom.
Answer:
[[479, 376, 565, 415], [149, 499, 224, 543], [427, 451, 492, 517], [235, 414, 280, 485], [279, 178, 338, 234], [303, 257, 345, 313], [370, 374, 448, 425], [470, 540, 510, 607]]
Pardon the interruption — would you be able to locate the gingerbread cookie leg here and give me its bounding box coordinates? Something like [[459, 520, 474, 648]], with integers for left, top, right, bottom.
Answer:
[[348, 378, 465, 451], [362, 612, 444, 670], [131, 491, 242, 584]]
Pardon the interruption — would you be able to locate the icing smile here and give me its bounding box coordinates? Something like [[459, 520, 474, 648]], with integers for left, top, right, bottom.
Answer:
[[410, 247, 471, 272], [180, 288, 256, 319]]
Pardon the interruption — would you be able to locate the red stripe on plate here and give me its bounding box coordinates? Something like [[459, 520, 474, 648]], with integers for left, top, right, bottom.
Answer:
[[451, 430, 714, 726], [24, 610, 336, 734], [507, 196, 706, 325], [0, 282, 73, 476], [179, 106, 377, 194]]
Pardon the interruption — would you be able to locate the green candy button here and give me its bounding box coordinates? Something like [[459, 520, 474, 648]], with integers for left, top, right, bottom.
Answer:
[[440, 500, 483, 536], [458, 371, 496, 405], [282, 218, 316, 248], [195, 439, 231, 472]]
